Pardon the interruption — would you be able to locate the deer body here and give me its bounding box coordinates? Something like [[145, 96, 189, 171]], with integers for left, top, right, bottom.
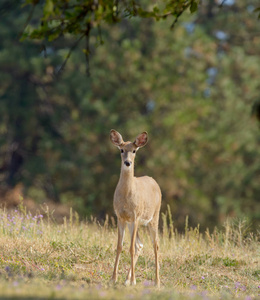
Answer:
[[114, 175, 161, 224], [110, 130, 161, 287]]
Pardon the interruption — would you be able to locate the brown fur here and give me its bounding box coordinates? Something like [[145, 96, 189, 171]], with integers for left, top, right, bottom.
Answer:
[[110, 130, 161, 287]]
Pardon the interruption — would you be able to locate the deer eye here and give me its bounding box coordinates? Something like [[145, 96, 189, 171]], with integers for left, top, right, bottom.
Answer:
[[133, 150, 136, 153], [120, 149, 124, 153]]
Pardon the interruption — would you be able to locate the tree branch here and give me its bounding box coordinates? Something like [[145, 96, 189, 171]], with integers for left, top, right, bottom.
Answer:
[[18, 3, 36, 39], [55, 33, 85, 77]]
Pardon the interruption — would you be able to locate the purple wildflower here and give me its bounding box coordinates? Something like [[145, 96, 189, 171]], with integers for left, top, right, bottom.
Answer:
[[241, 285, 246, 291], [143, 280, 152, 287], [99, 291, 107, 297], [235, 282, 240, 289]]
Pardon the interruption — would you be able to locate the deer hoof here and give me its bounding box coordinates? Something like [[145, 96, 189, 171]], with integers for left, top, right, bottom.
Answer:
[[124, 279, 131, 286], [130, 279, 136, 286], [110, 277, 117, 286], [155, 280, 160, 289]]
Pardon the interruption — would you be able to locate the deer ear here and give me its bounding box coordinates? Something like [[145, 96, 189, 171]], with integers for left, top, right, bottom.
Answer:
[[110, 129, 124, 146], [134, 132, 148, 148]]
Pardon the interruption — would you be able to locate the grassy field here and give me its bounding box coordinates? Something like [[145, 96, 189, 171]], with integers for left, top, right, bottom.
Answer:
[[0, 205, 259, 300]]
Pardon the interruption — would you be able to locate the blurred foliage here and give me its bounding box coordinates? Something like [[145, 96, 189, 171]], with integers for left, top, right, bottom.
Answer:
[[20, 0, 201, 75], [21, 0, 200, 40], [19, 0, 260, 75], [0, 0, 259, 230]]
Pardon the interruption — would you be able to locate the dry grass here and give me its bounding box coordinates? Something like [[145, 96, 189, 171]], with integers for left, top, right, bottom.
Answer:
[[0, 204, 259, 299]]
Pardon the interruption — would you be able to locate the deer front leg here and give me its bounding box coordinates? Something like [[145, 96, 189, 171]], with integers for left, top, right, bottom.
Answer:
[[127, 220, 139, 286], [111, 220, 126, 283], [125, 227, 143, 286]]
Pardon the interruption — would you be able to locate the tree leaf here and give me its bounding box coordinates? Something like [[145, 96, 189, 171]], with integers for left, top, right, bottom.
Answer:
[[190, 1, 198, 14], [253, 7, 260, 12], [43, 0, 54, 18]]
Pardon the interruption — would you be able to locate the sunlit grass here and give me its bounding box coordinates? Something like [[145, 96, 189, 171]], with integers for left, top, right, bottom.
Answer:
[[0, 204, 259, 299]]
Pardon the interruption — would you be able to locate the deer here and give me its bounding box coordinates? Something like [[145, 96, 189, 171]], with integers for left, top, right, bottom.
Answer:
[[110, 129, 161, 288]]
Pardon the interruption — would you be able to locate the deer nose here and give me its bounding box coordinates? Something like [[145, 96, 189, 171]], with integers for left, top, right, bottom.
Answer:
[[124, 161, 131, 167]]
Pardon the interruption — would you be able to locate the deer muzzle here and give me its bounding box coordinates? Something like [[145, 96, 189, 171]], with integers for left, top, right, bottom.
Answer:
[[124, 160, 132, 167]]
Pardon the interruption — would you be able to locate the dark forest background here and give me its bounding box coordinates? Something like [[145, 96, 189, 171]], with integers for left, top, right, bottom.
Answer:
[[0, 0, 259, 230]]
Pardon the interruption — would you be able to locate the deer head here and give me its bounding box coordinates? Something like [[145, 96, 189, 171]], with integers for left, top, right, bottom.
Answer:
[[110, 129, 148, 169]]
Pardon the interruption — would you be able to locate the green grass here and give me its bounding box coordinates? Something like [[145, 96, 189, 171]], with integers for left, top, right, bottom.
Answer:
[[0, 205, 259, 299]]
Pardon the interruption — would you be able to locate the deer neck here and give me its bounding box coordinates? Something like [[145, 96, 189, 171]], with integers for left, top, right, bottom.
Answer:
[[118, 163, 135, 194]]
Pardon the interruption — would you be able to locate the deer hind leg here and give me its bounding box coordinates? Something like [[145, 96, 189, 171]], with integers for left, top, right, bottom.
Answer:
[[111, 220, 126, 283], [148, 220, 160, 288], [125, 225, 143, 286]]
